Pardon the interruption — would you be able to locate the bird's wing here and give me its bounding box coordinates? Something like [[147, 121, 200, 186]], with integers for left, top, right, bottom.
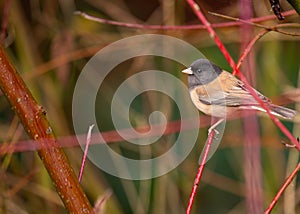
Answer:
[[197, 71, 270, 106]]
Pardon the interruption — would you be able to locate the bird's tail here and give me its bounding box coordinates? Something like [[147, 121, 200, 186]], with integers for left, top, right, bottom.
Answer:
[[269, 104, 297, 119]]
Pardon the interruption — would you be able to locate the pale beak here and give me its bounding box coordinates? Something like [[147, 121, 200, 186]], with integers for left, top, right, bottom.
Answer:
[[181, 67, 193, 75]]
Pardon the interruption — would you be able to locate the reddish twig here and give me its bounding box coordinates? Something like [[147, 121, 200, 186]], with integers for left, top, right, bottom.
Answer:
[[237, 29, 269, 69], [78, 124, 94, 182], [209, 12, 300, 36], [185, 0, 237, 71], [0, 117, 207, 154], [186, 0, 300, 151], [264, 162, 300, 213], [0, 45, 94, 213], [235, 73, 300, 151], [1, 97, 298, 154], [74, 10, 296, 31], [185, 1, 300, 212], [186, 130, 216, 214]]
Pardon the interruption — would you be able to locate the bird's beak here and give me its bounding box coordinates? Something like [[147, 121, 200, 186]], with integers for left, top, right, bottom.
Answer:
[[181, 67, 193, 75]]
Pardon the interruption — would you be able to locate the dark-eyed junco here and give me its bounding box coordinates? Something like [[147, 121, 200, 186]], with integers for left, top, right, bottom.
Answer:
[[182, 59, 297, 128]]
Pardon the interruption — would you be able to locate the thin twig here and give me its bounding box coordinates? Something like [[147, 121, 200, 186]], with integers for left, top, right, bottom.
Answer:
[[78, 124, 95, 182], [237, 29, 269, 69], [209, 11, 268, 29], [1, 97, 298, 154], [186, 130, 216, 214], [264, 162, 300, 213], [74, 10, 296, 31], [209, 12, 300, 36]]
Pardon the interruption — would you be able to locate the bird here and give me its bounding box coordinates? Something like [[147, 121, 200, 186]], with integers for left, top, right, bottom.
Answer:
[[182, 59, 297, 132]]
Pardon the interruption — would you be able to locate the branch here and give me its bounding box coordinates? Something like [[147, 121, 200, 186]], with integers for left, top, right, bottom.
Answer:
[[74, 10, 296, 30], [209, 12, 300, 36], [185, 0, 300, 151], [2, 103, 299, 154], [264, 162, 300, 213], [186, 129, 216, 214], [237, 30, 269, 69], [0, 45, 94, 213]]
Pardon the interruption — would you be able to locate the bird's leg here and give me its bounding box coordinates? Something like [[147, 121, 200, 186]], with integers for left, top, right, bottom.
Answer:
[[208, 118, 224, 135]]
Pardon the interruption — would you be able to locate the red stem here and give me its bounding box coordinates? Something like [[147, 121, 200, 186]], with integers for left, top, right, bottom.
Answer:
[[264, 162, 300, 213], [185, 1, 300, 213], [237, 30, 269, 69], [2, 106, 297, 154], [185, 0, 300, 151], [186, 130, 215, 214]]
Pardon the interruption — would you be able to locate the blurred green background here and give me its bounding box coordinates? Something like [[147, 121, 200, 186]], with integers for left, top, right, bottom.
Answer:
[[0, 0, 300, 213]]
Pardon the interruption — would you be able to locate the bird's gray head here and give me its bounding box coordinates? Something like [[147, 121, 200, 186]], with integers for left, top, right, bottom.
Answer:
[[182, 59, 222, 89]]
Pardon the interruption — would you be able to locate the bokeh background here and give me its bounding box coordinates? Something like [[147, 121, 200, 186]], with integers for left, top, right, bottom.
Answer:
[[0, 0, 300, 213]]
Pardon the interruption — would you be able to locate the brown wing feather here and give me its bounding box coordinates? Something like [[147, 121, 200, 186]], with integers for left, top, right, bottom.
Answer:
[[196, 70, 270, 106]]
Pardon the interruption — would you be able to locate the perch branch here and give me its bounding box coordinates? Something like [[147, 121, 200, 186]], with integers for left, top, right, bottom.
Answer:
[[186, 129, 216, 214], [185, 0, 300, 151]]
